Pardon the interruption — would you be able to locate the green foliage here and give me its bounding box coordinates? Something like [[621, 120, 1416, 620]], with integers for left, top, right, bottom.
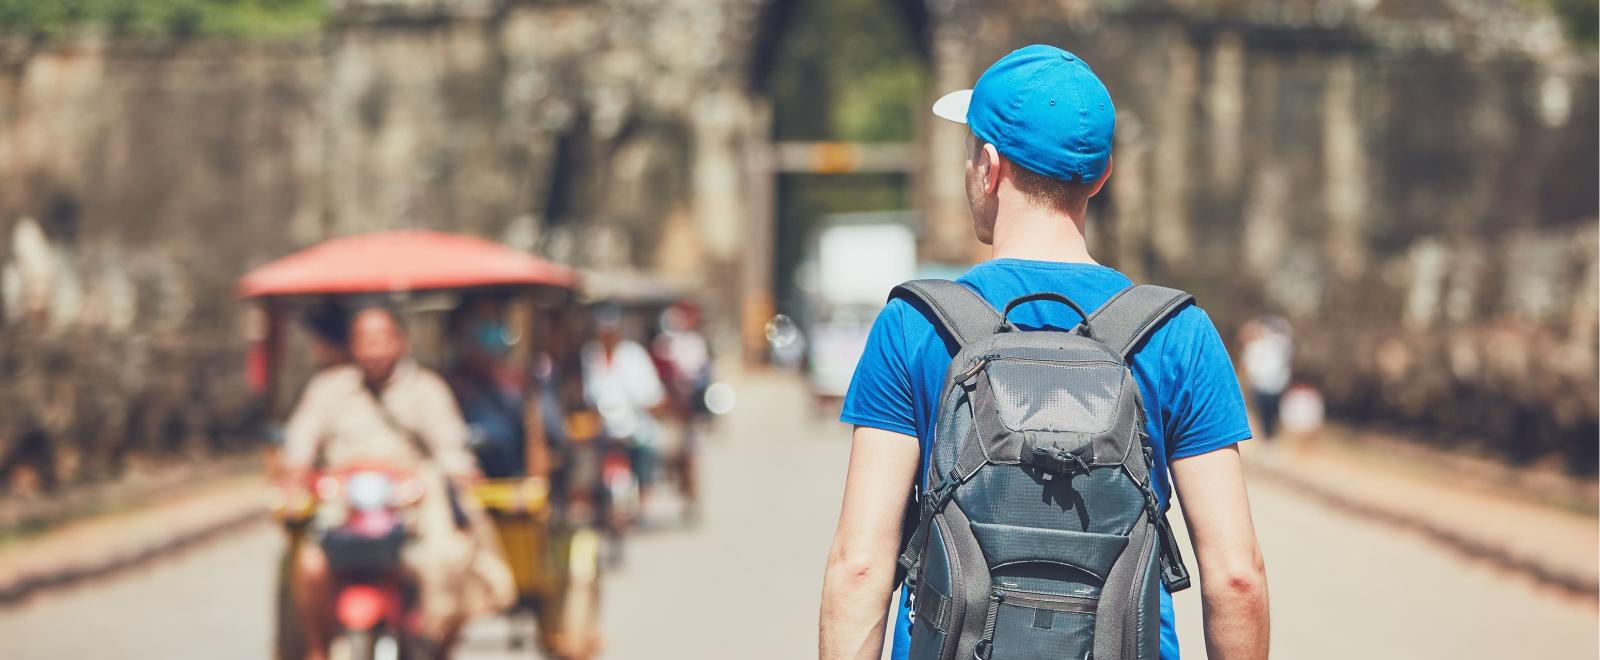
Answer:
[[768, 0, 928, 142], [764, 0, 929, 305], [1547, 0, 1597, 47], [0, 0, 327, 39]]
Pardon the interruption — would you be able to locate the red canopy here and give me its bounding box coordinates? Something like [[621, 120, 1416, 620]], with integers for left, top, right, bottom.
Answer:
[[238, 230, 577, 298]]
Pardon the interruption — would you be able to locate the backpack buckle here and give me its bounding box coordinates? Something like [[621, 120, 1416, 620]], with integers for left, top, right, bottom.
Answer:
[[1023, 438, 1091, 475]]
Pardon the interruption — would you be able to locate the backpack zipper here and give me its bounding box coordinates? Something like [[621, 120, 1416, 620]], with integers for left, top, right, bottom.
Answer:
[[955, 355, 998, 383], [987, 356, 1121, 368], [956, 354, 1118, 384], [996, 589, 1097, 614]]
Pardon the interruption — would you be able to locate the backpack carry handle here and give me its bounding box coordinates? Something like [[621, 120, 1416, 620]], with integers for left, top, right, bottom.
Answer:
[[1001, 292, 1092, 336]]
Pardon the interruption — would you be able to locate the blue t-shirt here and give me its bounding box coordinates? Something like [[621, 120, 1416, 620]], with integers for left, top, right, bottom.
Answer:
[[840, 258, 1252, 660]]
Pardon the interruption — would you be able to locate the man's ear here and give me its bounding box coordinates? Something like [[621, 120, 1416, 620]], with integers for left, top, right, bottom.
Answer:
[[1086, 156, 1113, 198], [981, 143, 1003, 195]]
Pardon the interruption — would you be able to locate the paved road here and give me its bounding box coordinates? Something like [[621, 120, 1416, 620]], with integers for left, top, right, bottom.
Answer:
[[2, 372, 1595, 659]]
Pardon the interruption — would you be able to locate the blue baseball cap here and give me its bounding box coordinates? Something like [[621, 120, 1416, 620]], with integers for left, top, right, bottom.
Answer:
[[933, 44, 1115, 183]]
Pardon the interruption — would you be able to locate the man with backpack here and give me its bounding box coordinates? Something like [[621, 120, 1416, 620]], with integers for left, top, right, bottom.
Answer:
[[820, 45, 1270, 660]]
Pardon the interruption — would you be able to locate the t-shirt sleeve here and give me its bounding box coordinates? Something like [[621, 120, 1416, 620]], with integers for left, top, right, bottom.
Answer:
[[839, 299, 919, 438], [281, 370, 334, 471], [1163, 307, 1253, 459], [413, 370, 478, 478]]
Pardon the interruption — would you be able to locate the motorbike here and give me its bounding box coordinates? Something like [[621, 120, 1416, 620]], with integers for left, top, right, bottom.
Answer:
[[561, 404, 644, 568], [278, 464, 426, 660], [599, 438, 641, 533]]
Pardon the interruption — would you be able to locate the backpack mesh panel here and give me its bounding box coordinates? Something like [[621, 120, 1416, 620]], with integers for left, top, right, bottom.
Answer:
[[987, 361, 1122, 433], [959, 464, 1146, 536]]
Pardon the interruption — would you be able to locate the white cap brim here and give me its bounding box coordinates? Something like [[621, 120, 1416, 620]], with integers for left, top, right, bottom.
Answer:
[[932, 89, 972, 124]]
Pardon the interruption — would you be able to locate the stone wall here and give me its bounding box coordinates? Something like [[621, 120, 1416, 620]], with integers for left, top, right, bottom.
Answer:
[[0, 0, 1595, 490], [953, 3, 1600, 467], [0, 1, 760, 490], [0, 39, 324, 487]]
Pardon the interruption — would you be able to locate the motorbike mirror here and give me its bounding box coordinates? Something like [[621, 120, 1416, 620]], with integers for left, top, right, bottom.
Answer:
[[703, 382, 736, 416]]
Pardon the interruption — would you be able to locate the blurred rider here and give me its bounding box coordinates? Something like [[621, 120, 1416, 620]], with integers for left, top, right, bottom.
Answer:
[[443, 297, 532, 479], [580, 305, 665, 508], [283, 306, 513, 660]]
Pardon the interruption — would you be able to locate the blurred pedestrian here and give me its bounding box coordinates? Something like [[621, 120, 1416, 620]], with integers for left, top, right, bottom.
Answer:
[[820, 45, 1269, 660], [1240, 315, 1294, 440], [651, 302, 714, 522]]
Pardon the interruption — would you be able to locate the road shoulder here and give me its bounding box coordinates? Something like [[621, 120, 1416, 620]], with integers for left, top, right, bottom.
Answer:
[[0, 470, 267, 605], [1242, 433, 1598, 600]]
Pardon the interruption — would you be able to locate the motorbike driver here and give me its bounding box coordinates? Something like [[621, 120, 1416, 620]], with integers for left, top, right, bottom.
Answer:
[[283, 305, 514, 660], [580, 305, 666, 514]]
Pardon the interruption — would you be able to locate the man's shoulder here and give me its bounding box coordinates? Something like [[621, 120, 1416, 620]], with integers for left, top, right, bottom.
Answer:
[[307, 364, 362, 390], [1162, 301, 1222, 341], [614, 340, 655, 366], [1136, 301, 1228, 373], [874, 294, 935, 347], [407, 364, 453, 390]]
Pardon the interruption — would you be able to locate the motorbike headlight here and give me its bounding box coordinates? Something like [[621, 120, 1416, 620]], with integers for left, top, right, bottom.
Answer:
[[345, 471, 395, 511]]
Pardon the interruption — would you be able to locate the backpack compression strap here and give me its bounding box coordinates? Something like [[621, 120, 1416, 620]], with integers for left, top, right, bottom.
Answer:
[[1083, 283, 1198, 592], [1082, 284, 1194, 359], [889, 280, 1004, 348], [885, 280, 1000, 589]]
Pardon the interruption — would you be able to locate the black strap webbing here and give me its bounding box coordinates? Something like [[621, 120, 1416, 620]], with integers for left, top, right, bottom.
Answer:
[[1156, 509, 1193, 591], [1082, 284, 1195, 358], [889, 280, 1003, 349], [896, 435, 989, 579], [912, 579, 954, 633], [975, 591, 1004, 659]]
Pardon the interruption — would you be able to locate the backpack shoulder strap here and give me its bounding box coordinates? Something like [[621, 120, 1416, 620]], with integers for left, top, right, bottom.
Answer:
[[1083, 284, 1194, 358], [889, 279, 1004, 349]]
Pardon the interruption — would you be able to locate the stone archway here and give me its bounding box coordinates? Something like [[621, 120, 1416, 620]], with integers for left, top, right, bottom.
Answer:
[[715, 0, 990, 358]]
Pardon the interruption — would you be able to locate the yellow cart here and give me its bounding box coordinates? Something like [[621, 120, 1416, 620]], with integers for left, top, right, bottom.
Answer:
[[473, 478, 603, 659]]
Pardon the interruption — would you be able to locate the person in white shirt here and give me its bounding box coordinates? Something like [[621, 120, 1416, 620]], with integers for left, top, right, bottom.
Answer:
[[580, 305, 666, 505], [1240, 315, 1294, 439]]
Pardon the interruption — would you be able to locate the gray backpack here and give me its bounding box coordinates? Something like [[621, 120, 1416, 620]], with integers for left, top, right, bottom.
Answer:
[[891, 280, 1194, 660]]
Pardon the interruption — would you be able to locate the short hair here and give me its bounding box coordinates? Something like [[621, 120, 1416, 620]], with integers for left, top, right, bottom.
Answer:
[[1009, 162, 1098, 212], [348, 301, 406, 337], [301, 299, 352, 347]]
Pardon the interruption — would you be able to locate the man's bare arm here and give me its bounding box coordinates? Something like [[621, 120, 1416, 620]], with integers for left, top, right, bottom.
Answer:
[[820, 426, 921, 660], [1170, 445, 1270, 659]]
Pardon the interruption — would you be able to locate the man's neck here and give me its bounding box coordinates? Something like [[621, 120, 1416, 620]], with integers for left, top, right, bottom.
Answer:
[[989, 201, 1096, 263]]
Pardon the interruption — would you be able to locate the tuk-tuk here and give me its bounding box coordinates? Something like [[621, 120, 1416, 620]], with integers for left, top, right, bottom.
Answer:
[[240, 230, 600, 659], [578, 271, 715, 531]]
